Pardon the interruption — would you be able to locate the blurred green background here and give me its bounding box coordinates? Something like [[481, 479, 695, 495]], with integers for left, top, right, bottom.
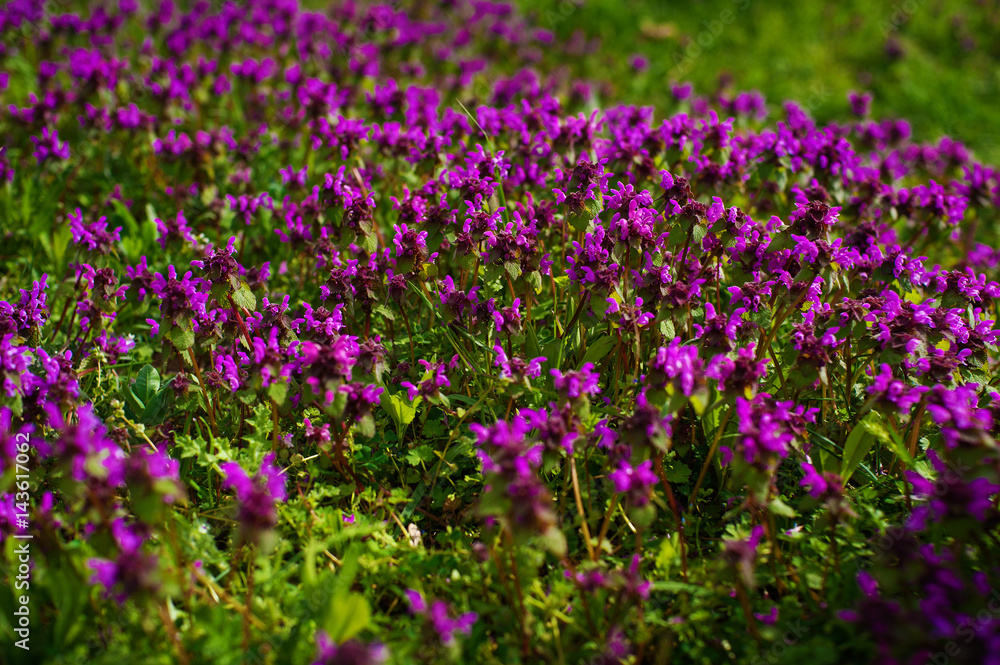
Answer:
[[516, 0, 1000, 164]]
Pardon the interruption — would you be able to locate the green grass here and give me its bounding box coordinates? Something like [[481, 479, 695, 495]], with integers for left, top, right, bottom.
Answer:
[[519, 0, 1000, 163]]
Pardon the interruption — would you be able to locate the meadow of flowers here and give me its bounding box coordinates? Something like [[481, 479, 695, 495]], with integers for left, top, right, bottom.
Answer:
[[2, 1, 1000, 664]]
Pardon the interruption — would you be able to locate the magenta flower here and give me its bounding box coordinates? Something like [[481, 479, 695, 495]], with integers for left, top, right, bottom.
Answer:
[[609, 459, 659, 505], [551, 362, 601, 400], [220, 453, 287, 545], [68, 208, 122, 254], [88, 519, 159, 605], [312, 631, 387, 665], [405, 589, 477, 646]]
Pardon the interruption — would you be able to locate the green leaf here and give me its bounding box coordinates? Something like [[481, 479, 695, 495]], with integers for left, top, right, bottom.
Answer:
[[659, 318, 676, 339], [170, 325, 195, 351], [568, 211, 590, 233], [324, 593, 370, 643], [483, 263, 504, 285], [768, 497, 797, 518], [841, 413, 879, 482], [111, 198, 140, 238], [591, 295, 614, 319], [664, 460, 691, 484], [141, 389, 169, 424], [356, 414, 375, 439], [267, 380, 289, 406], [525, 322, 542, 361], [526, 270, 542, 293], [360, 230, 378, 255], [540, 525, 567, 557], [503, 261, 522, 281], [124, 387, 145, 419], [379, 391, 418, 434], [133, 364, 160, 403], [374, 304, 396, 322], [582, 333, 617, 366], [232, 280, 256, 311], [405, 445, 434, 467], [542, 338, 564, 372]]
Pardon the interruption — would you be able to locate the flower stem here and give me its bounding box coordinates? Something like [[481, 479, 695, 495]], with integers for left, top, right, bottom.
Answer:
[[688, 407, 733, 509], [570, 454, 596, 561], [186, 347, 218, 437]]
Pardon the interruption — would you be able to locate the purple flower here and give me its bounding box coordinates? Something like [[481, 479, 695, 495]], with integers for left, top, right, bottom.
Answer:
[[298, 336, 360, 405], [550, 362, 601, 400], [155, 211, 195, 249], [0, 274, 48, 337], [124, 446, 184, 506], [392, 223, 433, 272], [69, 208, 122, 254], [867, 363, 929, 414], [30, 127, 70, 164], [493, 344, 545, 382], [725, 396, 795, 469], [405, 589, 477, 646], [906, 450, 999, 525], [191, 237, 242, 288], [149, 265, 209, 328], [220, 453, 287, 545], [400, 357, 455, 402], [312, 632, 387, 665], [722, 525, 765, 588], [648, 338, 705, 397], [849, 91, 873, 117], [706, 343, 768, 397], [925, 384, 993, 448], [609, 459, 659, 505], [44, 402, 125, 484], [491, 298, 523, 335], [88, 519, 159, 604]]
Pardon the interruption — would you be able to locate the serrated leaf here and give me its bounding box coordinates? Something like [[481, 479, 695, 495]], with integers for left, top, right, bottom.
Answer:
[[664, 461, 691, 484], [504, 261, 521, 280], [170, 325, 195, 351], [356, 414, 375, 439], [659, 318, 676, 339], [267, 380, 288, 406], [483, 263, 504, 284], [233, 280, 256, 311], [360, 231, 378, 255], [526, 270, 542, 293], [405, 445, 434, 466], [591, 295, 614, 319]]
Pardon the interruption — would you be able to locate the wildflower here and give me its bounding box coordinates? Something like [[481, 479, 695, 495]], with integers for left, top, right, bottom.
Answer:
[[609, 459, 659, 506], [493, 344, 545, 382], [220, 453, 287, 545], [550, 362, 601, 401], [405, 590, 478, 646], [69, 209, 122, 254], [648, 337, 705, 398], [88, 519, 159, 604], [722, 525, 765, 588], [312, 632, 387, 665]]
